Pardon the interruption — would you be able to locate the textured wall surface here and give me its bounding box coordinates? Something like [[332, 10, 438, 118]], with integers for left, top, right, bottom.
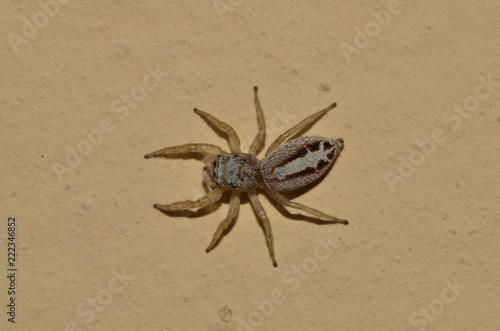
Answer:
[[1, 1, 499, 330]]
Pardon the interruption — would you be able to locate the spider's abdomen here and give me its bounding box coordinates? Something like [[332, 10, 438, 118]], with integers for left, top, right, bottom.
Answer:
[[260, 136, 344, 192], [214, 154, 260, 191]]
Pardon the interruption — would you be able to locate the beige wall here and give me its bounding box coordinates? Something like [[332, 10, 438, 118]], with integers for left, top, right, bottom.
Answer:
[[1, 1, 499, 330]]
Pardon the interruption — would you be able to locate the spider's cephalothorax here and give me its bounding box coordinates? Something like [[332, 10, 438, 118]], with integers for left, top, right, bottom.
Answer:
[[145, 87, 348, 267], [204, 154, 260, 191]]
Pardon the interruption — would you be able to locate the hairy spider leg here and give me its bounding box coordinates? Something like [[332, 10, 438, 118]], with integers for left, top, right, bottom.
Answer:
[[206, 192, 241, 253], [265, 189, 348, 224], [249, 86, 266, 155], [194, 108, 241, 153], [265, 103, 337, 156], [144, 143, 224, 158], [249, 191, 278, 267], [153, 187, 223, 212]]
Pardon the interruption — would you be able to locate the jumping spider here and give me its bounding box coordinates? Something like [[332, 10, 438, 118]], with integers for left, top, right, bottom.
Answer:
[[145, 87, 347, 267]]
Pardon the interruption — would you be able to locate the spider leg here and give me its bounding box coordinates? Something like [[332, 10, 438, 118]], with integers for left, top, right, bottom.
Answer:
[[194, 108, 241, 153], [153, 187, 223, 212], [144, 143, 223, 159], [248, 86, 266, 155], [265, 102, 337, 156], [249, 192, 278, 267], [206, 192, 240, 253], [265, 189, 348, 225]]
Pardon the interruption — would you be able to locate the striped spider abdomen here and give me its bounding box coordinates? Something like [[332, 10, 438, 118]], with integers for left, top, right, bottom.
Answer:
[[260, 136, 344, 191]]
